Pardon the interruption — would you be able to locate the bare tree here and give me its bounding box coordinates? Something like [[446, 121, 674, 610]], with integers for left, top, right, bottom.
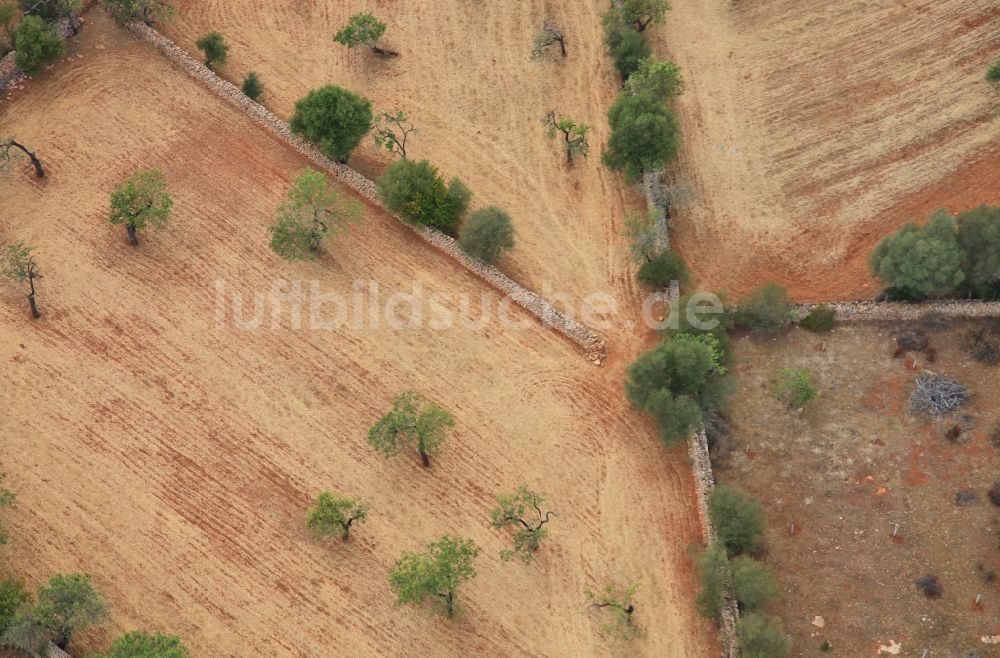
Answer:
[[531, 21, 566, 59], [1, 140, 44, 178], [542, 111, 590, 163], [371, 110, 415, 160]]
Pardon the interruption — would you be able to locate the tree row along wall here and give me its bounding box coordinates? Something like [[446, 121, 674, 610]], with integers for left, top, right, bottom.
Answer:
[[116, 18, 606, 362]]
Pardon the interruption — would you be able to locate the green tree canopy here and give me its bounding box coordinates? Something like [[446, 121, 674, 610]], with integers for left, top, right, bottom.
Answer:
[[305, 491, 368, 541], [732, 283, 793, 334], [371, 110, 414, 159], [1, 607, 47, 655], [625, 333, 729, 444], [869, 210, 965, 299], [695, 543, 728, 620], [736, 613, 792, 658], [459, 206, 515, 263], [987, 57, 1000, 83], [368, 391, 454, 468], [0, 577, 30, 636], [586, 583, 639, 639], [389, 535, 479, 618], [35, 573, 108, 649], [605, 24, 650, 81], [195, 31, 228, 68], [490, 485, 555, 563], [729, 555, 779, 612], [625, 58, 684, 102], [241, 71, 263, 101], [334, 12, 396, 56], [956, 205, 1000, 299], [543, 111, 590, 162], [602, 92, 680, 182], [609, 0, 670, 32], [774, 368, 816, 408], [636, 249, 687, 288], [1, 3, 19, 47], [376, 158, 470, 233], [101, 0, 176, 25], [2, 240, 42, 318], [708, 484, 765, 557], [13, 15, 64, 74], [108, 169, 173, 246], [0, 474, 14, 545], [97, 631, 190, 658], [268, 168, 361, 261], [290, 85, 373, 162]]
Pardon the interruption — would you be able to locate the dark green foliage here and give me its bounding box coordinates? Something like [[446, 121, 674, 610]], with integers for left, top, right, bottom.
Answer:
[[195, 31, 228, 68], [635, 250, 687, 288], [708, 484, 765, 557], [368, 390, 454, 467], [729, 555, 779, 611], [490, 486, 555, 563], [18, 0, 58, 21], [290, 85, 373, 162], [956, 206, 1000, 299], [376, 159, 470, 233], [0, 577, 29, 636], [306, 491, 368, 541], [799, 305, 835, 332], [602, 92, 680, 182], [612, 0, 670, 32], [459, 206, 515, 263], [987, 58, 1000, 83], [664, 293, 733, 359], [0, 3, 15, 51], [625, 334, 729, 444], [0, 474, 13, 545], [389, 535, 479, 618], [736, 613, 792, 658], [607, 25, 650, 81], [241, 71, 263, 101], [869, 211, 965, 298], [334, 12, 396, 55], [13, 15, 64, 74], [102, 0, 176, 24], [97, 631, 190, 658], [732, 283, 794, 334], [1, 607, 47, 655], [774, 368, 816, 408], [695, 544, 728, 620], [35, 573, 108, 649], [108, 169, 173, 245]]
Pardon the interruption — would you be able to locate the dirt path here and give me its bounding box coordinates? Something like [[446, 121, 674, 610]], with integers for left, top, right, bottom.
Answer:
[[0, 12, 717, 657]]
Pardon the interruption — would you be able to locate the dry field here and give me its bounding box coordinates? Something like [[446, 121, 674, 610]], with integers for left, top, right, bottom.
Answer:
[[163, 0, 646, 317], [0, 11, 717, 658], [720, 320, 1000, 655], [658, 0, 1000, 300]]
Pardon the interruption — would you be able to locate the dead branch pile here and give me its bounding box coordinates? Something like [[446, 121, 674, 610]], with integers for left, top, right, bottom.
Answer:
[[908, 373, 967, 416]]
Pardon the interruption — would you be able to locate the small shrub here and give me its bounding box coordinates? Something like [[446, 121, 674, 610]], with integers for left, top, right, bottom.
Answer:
[[636, 250, 687, 288], [708, 484, 765, 557], [820, 640, 832, 652], [991, 425, 1000, 449], [377, 159, 470, 233], [290, 85, 373, 162], [13, 15, 64, 74], [988, 481, 1000, 507], [729, 555, 780, 612], [695, 544, 728, 620], [987, 58, 1000, 84], [896, 326, 928, 352], [736, 613, 792, 658], [914, 574, 942, 598], [241, 71, 263, 101], [799, 305, 835, 332], [459, 206, 514, 263], [733, 283, 794, 334], [774, 368, 816, 408], [962, 328, 1000, 365], [918, 312, 952, 332], [195, 31, 229, 69]]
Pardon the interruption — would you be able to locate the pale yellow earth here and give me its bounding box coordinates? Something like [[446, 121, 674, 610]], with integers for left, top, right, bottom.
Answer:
[[0, 10, 716, 658]]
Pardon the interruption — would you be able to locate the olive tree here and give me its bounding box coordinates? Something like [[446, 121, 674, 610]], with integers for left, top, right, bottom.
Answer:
[[241, 71, 263, 101], [869, 210, 965, 299], [490, 485, 555, 563], [542, 111, 590, 162], [389, 535, 479, 618], [459, 206, 515, 263], [586, 583, 639, 639], [729, 555, 780, 612], [34, 573, 108, 650], [624, 210, 661, 263], [108, 169, 173, 246], [0, 2, 15, 50], [602, 16, 650, 81], [736, 613, 792, 658], [1, 139, 45, 177], [290, 85, 373, 163], [368, 390, 454, 468], [625, 333, 729, 444], [13, 15, 64, 74], [708, 484, 765, 557], [602, 92, 680, 182], [1, 607, 47, 655], [2, 241, 42, 318], [987, 57, 1000, 84], [608, 0, 670, 33], [376, 158, 470, 233], [695, 544, 729, 620], [268, 168, 361, 261], [0, 476, 13, 545], [102, 0, 176, 25], [195, 31, 228, 69], [0, 577, 30, 637], [371, 110, 414, 159], [625, 58, 684, 101], [334, 12, 397, 57], [636, 250, 687, 288], [956, 205, 1000, 299], [306, 491, 368, 541], [97, 631, 189, 658], [531, 21, 566, 59]]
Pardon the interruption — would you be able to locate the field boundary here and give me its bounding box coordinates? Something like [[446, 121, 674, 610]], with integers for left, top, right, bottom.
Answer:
[[114, 17, 606, 362], [798, 299, 1000, 322]]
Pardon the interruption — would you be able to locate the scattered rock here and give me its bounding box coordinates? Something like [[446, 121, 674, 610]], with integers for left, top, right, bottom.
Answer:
[[811, 615, 825, 628], [878, 639, 901, 655]]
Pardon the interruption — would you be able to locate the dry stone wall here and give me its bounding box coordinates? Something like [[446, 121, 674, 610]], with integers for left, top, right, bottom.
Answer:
[[122, 19, 606, 362]]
